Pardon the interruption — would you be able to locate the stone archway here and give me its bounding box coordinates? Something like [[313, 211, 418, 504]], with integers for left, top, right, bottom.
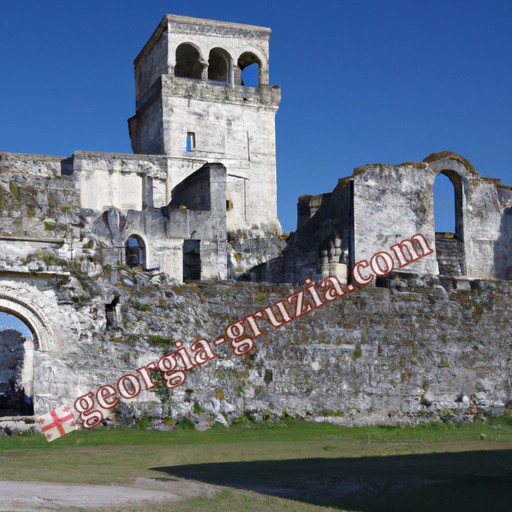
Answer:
[[0, 280, 74, 416], [432, 170, 466, 276], [0, 328, 35, 416], [126, 234, 146, 269], [0, 280, 69, 353], [425, 153, 474, 278]]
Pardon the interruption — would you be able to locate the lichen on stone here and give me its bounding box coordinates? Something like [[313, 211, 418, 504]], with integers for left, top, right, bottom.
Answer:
[[422, 151, 478, 175]]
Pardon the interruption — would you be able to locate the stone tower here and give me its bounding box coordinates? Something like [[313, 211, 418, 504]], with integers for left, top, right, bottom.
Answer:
[[128, 14, 282, 234]]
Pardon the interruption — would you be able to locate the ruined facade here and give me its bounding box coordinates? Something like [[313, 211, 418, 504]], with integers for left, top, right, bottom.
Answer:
[[252, 152, 512, 285]]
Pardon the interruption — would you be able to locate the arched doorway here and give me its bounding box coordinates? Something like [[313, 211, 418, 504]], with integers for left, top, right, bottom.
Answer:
[[433, 171, 466, 276], [126, 235, 146, 268], [0, 280, 72, 416], [0, 313, 35, 417]]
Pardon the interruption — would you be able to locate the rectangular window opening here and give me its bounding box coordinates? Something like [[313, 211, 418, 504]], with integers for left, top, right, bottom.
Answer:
[[186, 132, 196, 153]]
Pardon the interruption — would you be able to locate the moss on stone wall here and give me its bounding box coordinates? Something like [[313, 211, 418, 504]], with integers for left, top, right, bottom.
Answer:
[[62, 274, 508, 425], [423, 151, 478, 175]]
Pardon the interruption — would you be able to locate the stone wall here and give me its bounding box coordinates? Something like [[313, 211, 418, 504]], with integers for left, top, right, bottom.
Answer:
[[0, 153, 80, 243], [251, 179, 352, 283], [3, 270, 509, 427], [0, 153, 243, 283], [352, 154, 510, 280], [109, 276, 512, 425], [75, 151, 169, 211]]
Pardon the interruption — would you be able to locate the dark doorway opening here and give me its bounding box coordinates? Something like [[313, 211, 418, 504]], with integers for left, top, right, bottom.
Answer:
[[183, 240, 201, 281]]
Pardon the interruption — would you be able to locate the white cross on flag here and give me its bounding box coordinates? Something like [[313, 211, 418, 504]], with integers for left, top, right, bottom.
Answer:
[[38, 405, 78, 442]]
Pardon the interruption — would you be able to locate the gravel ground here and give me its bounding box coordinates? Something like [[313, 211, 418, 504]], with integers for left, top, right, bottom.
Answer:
[[0, 478, 198, 511]]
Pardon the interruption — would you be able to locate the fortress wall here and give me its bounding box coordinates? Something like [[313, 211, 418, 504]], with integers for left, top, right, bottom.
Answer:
[[73, 152, 169, 212], [22, 277, 512, 426], [0, 153, 81, 262], [351, 159, 509, 280]]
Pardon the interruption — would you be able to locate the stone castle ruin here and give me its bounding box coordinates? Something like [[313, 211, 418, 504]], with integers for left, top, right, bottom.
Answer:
[[1, 14, 512, 429], [255, 152, 512, 284]]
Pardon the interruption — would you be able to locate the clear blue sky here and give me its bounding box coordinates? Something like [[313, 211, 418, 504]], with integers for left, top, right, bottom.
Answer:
[[0, 0, 511, 233], [0, 317, 32, 338]]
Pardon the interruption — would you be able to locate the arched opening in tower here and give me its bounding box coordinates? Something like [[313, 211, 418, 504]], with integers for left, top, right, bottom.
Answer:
[[175, 43, 204, 79], [237, 52, 261, 87], [0, 313, 35, 417], [208, 48, 230, 84]]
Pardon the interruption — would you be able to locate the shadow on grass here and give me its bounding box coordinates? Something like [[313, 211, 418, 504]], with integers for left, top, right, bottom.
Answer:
[[152, 450, 512, 512]]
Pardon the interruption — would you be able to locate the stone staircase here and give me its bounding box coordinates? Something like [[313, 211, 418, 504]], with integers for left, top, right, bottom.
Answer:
[[435, 235, 466, 276]]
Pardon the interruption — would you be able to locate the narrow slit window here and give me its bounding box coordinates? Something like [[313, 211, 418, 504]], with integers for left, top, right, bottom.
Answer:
[[186, 132, 196, 152]]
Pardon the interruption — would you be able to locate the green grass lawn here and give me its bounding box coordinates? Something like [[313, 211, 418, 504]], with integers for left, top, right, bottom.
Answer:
[[1, 417, 512, 511]]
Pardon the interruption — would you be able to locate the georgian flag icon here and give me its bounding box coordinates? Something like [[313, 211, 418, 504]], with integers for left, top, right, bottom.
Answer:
[[38, 405, 78, 442]]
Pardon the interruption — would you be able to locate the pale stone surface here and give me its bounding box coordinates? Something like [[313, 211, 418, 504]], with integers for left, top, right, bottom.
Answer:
[[0, 274, 509, 427], [0, 480, 180, 511], [0, 13, 283, 284], [75, 151, 169, 212]]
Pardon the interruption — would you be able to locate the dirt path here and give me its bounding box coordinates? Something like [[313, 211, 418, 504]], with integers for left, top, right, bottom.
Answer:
[[0, 477, 215, 511]]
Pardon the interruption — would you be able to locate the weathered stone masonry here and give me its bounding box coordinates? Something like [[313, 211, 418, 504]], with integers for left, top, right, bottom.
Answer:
[[1, 14, 284, 287], [3, 274, 512, 425]]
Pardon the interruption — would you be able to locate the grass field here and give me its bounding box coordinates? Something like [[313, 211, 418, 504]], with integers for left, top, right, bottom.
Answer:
[[1, 417, 512, 511]]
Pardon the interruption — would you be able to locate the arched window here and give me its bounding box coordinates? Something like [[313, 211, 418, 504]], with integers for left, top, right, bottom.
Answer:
[[126, 235, 146, 268], [237, 52, 261, 87], [208, 48, 231, 84], [433, 171, 466, 276], [433, 173, 456, 234], [0, 314, 35, 416], [433, 171, 463, 238], [175, 43, 203, 79]]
